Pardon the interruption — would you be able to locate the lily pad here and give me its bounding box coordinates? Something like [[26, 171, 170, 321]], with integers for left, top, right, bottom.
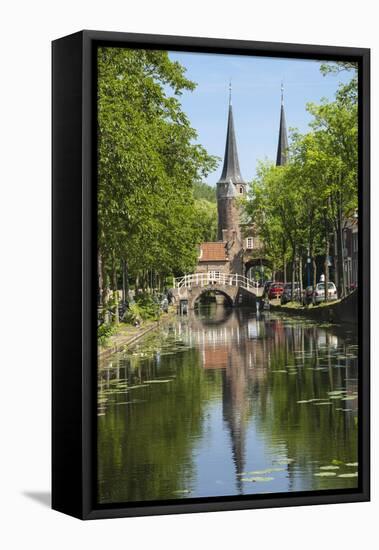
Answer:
[[314, 472, 337, 477], [275, 458, 295, 465], [338, 472, 358, 478], [247, 468, 285, 475], [320, 465, 340, 470], [144, 379, 173, 383], [241, 477, 274, 483], [346, 462, 358, 467]]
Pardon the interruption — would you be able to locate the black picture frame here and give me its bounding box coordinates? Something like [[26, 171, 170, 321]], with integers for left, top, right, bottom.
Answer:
[[52, 30, 370, 520]]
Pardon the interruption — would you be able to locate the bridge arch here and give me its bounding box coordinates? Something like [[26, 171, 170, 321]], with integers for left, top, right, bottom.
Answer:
[[193, 288, 235, 308], [187, 284, 240, 310]]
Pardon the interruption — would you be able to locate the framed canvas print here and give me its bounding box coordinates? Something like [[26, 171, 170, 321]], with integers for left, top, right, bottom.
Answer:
[[52, 30, 370, 519]]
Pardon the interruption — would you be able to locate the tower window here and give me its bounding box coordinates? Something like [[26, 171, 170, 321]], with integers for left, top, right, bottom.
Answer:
[[246, 237, 254, 249], [239, 186, 243, 194]]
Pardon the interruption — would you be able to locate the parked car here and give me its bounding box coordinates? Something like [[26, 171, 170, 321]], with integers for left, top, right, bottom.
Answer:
[[312, 282, 338, 304], [268, 282, 284, 300], [281, 282, 301, 304], [263, 281, 273, 296]]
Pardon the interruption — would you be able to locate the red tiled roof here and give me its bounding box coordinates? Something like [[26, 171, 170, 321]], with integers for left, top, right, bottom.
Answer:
[[199, 242, 228, 262]]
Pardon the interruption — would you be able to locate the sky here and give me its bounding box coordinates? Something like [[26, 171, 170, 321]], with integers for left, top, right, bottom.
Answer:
[[167, 51, 353, 185]]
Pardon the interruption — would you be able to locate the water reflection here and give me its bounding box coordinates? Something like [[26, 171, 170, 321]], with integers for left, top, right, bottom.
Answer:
[[98, 306, 358, 504]]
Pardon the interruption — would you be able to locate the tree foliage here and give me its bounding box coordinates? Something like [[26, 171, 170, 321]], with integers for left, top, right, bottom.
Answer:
[[244, 64, 358, 297], [97, 47, 218, 313]]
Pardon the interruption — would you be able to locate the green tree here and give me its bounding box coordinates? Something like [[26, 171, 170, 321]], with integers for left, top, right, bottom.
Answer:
[[193, 181, 217, 202], [97, 47, 218, 318], [244, 62, 358, 301], [193, 198, 218, 242], [306, 88, 358, 296]]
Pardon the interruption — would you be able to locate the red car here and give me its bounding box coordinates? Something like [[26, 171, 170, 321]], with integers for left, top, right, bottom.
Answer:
[[268, 282, 284, 299]]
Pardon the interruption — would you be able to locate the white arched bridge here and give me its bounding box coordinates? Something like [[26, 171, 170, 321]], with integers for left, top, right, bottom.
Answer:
[[171, 272, 264, 310]]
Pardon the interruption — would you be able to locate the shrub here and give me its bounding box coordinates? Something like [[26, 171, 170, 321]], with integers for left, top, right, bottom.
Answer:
[[123, 303, 143, 325], [136, 294, 160, 320], [122, 293, 160, 322], [98, 323, 115, 347]]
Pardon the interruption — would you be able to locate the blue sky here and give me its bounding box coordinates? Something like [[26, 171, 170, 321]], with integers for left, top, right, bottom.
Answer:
[[168, 51, 352, 185]]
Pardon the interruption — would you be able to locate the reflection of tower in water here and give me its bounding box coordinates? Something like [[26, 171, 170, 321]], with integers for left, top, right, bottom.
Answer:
[[189, 308, 271, 494], [174, 309, 358, 495], [222, 353, 249, 494]]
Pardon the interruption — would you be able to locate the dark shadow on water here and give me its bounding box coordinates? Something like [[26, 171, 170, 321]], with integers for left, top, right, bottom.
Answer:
[[23, 491, 51, 508]]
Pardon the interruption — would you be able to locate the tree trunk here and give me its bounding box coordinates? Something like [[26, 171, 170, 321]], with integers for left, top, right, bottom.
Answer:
[[337, 193, 346, 299], [98, 250, 103, 306], [112, 258, 119, 325], [140, 270, 147, 292], [298, 254, 303, 302], [291, 248, 296, 301], [324, 237, 330, 303], [282, 238, 287, 284], [323, 198, 332, 303], [101, 256, 108, 307], [122, 259, 129, 305], [157, 273, 161, 293], [312, 257, 317, 288]]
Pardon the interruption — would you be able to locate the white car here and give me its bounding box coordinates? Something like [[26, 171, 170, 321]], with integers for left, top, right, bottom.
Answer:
[[312, 282, 338, 304]]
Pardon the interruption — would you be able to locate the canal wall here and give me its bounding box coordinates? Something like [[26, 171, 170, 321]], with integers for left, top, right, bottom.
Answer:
[[270, 290, 358, 325]]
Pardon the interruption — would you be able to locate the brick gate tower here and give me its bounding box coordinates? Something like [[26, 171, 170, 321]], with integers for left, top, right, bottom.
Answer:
[[216, 85, 246, 242], [215, 86, 246, 274]]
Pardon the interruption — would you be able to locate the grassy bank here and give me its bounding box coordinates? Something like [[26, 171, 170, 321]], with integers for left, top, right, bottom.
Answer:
[[270, 291, 357, 325], [275, 299, 341, 310], [98, 306, 177, 362]]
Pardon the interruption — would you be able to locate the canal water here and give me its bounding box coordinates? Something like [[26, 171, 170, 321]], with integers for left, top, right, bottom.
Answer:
[[97, 306, 359, 504]]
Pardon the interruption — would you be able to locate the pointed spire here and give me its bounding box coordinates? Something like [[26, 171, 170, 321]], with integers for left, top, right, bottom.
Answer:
[[218, 87, 244, 184], [276, 82, 289, 166]]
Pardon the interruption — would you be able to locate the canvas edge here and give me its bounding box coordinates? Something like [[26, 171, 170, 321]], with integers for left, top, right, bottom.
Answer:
[[52, 30, 370, 520]]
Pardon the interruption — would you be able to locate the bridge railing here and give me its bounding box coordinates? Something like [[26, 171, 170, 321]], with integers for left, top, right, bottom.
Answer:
[[173, 273, 261, 292]]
